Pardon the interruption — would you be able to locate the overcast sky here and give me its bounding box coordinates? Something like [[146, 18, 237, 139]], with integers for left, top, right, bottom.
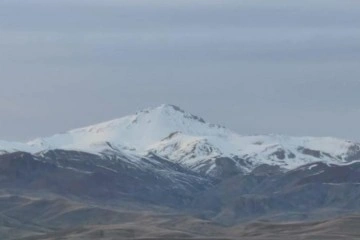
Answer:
[[0, 0, 360, 141]]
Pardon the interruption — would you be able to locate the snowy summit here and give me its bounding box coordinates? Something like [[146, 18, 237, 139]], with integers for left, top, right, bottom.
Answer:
[[1, 104, 360, 176]]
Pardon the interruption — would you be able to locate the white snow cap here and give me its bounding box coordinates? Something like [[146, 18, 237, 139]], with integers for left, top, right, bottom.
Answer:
[[27, 104, 230, 151], [1, 104, 359, 172]]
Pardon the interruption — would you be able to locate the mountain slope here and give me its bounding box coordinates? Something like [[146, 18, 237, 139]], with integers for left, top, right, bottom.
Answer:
[[3, 193, 360, 240], [192, 161, 360, 224]]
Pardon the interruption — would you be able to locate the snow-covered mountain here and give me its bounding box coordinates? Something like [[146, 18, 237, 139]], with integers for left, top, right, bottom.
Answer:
[[1, 104, 360, 178]]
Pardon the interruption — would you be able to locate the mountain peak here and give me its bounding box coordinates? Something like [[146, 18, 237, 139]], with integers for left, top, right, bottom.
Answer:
[[158, 103, 183, 111], [136, 104, 206, 124], [136, 104, 184, 115], [157, 104, 192, 116], [141, 104, 206, 124], [26, 104, 230, 152]]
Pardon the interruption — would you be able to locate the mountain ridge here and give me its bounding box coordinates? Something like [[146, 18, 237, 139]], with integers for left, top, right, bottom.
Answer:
[[1, 104, 360, 178]]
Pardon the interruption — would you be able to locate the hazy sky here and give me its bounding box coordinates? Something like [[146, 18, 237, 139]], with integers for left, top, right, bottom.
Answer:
[[0, 0, 360, 141]]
